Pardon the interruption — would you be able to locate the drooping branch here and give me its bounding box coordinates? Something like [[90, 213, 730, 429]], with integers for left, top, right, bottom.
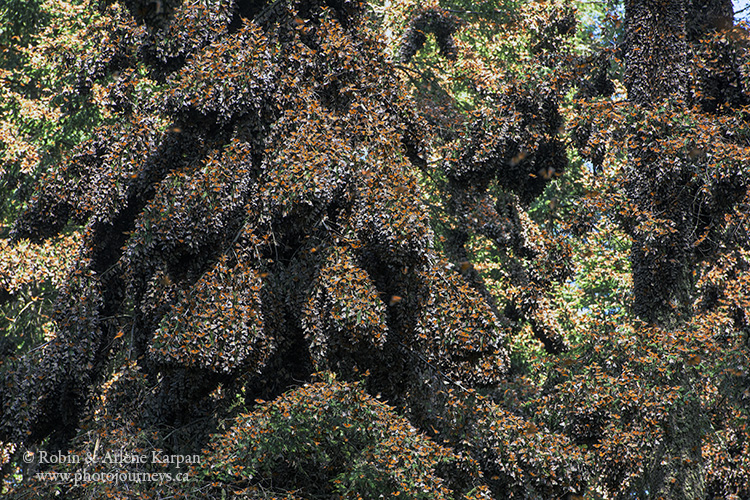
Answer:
[[399, 8, 463, 62]]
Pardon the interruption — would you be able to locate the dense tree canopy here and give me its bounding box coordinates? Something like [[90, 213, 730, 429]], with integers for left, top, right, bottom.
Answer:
[[1, 0, 749, 499]]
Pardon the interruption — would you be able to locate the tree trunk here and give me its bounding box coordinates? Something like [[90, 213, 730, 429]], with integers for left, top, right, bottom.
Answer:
[[624, 1, 711, 498], [624, 0, 689, 106]]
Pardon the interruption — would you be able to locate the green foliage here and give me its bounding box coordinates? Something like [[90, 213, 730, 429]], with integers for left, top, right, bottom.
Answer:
[[200, 377, 459, 499], [0, 0, 107, 226], [0, 233, 82, 355]]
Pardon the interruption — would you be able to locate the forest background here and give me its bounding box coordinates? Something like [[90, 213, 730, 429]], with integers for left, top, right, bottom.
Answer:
[[1, 0, 749, 498]]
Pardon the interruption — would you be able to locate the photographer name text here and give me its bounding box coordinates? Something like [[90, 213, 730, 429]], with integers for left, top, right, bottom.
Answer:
[[25, 449, 200, 469]]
